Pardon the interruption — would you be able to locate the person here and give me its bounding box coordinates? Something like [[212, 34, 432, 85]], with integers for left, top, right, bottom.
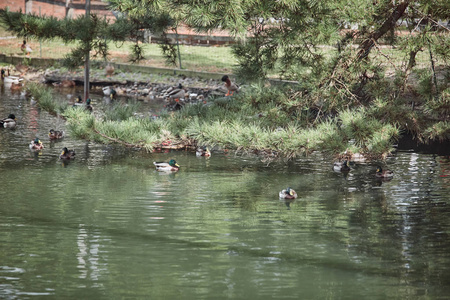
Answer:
[[21, 40, 32, 56]]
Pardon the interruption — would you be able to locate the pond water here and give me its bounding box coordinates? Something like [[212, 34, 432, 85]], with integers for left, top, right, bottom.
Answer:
[[1, 85, 450, 299]]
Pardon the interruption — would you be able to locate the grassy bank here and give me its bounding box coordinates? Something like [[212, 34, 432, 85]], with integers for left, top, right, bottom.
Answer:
[[27, 82, 422, 161]]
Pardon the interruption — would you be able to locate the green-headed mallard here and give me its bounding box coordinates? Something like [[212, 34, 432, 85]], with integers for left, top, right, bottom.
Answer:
[[29, 138, 44, 151], [48, 129, 65, 140], [153, 159, 180, 172], [60, 147, 76, 160], [196, 146, 211, 157], [279, 187, 298, 199], [1, 114, 16, 128], [333, 160, 350, 172], [85, 98, 93, 113], [221, 75, 239, 96], [376, 166, 393, 178]]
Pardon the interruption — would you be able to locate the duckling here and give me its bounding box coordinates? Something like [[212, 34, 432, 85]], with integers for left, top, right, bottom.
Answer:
[[221, 75, 239, 96], [375, 166, 394, 178], [59, 147, 76, 160], [29, 138, 44, 151], [0, 114, 16, 128], [48, 129, 65, 140], [279, 187, 298, 199], [333, 160, 351, 172], [196, 146, 211, 157], [153, 159, 180, 172]]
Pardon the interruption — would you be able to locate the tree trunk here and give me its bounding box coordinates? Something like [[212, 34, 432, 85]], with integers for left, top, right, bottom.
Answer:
[[357, 1, 410, 60]]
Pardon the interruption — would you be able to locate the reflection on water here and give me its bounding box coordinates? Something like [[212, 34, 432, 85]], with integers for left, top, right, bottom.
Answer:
[[1, 86, 450, 299]]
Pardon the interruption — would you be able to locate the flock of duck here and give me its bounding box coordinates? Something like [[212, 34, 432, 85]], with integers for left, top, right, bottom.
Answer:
[[0, 113, 76, 160], [2, 109, 393, 203], [2, 71, 391, 204]]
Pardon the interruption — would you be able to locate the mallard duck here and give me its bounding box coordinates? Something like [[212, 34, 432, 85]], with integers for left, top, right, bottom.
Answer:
[[103, 86, 117, 99], [105, 63, 115, 77], [15, 63, 29, 76], [0, 114, 16, 128], [53, 80, 76, 88], [85, 98, 93, 112], [3, 76, 23, 84], [48, 129, 65, 140], [279, 187, 298, 199], [165, 84, 186, 102], [153, 159, 180, 172], [196, 146, 211, 157], [29, 138, 44, 151], [333, 160, 351, 172], [10, 82, 23, 91], [73, 95, 84, 107], [59, 147, 76, 160], [376, 166, 394, 178], [221, 75, 239, 96], [20, 40, 33, 56]]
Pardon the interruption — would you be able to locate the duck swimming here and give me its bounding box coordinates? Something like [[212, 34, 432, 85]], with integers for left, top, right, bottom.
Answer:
[[60, 147, 76, 160], [333, 160, 351, 172], [1, 114, 16, 128], [29, 138, 44, 151], [153, 159, 180, 172], [196, 146, 211, 157], [48, 129, 65, 140], [279, 187, 298, 199], [375, 166, 394, 178]]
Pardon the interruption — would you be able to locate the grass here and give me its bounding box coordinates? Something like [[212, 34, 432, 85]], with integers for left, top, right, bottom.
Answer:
[[0, 27, 236, 73]]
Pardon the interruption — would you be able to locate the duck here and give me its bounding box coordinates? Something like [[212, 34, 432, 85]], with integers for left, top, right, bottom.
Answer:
[[105, 63, 115, 77], [85, 98, 93, 112], [196, 146, 211, 157], [0, 114, 16, 128], [52, 80, 76, 88], [165, 84, 186, 102], [333, 160, 351, 172], [279, 187, 298, 199], [59, 147, 76, 160], [15, 63, 29, 76], [3, 76, 23, 84], [10, 82, 23, 91], [221, 75, 239, 96], [21, 40, 33, 56], [103, 86, 117, 99], [375, 166, 394, 178], [29, 138, 44, 151], [48, 129, 65, 140], [153, 159, 180, 172], [73, 95, 84, 107]]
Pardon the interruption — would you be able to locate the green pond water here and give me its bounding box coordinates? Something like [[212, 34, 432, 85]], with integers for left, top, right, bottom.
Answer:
[[1, 85, 450, 299]]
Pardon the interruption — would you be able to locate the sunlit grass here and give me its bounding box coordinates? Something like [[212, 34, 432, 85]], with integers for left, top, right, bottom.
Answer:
[[0, 28, 236, 73]]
